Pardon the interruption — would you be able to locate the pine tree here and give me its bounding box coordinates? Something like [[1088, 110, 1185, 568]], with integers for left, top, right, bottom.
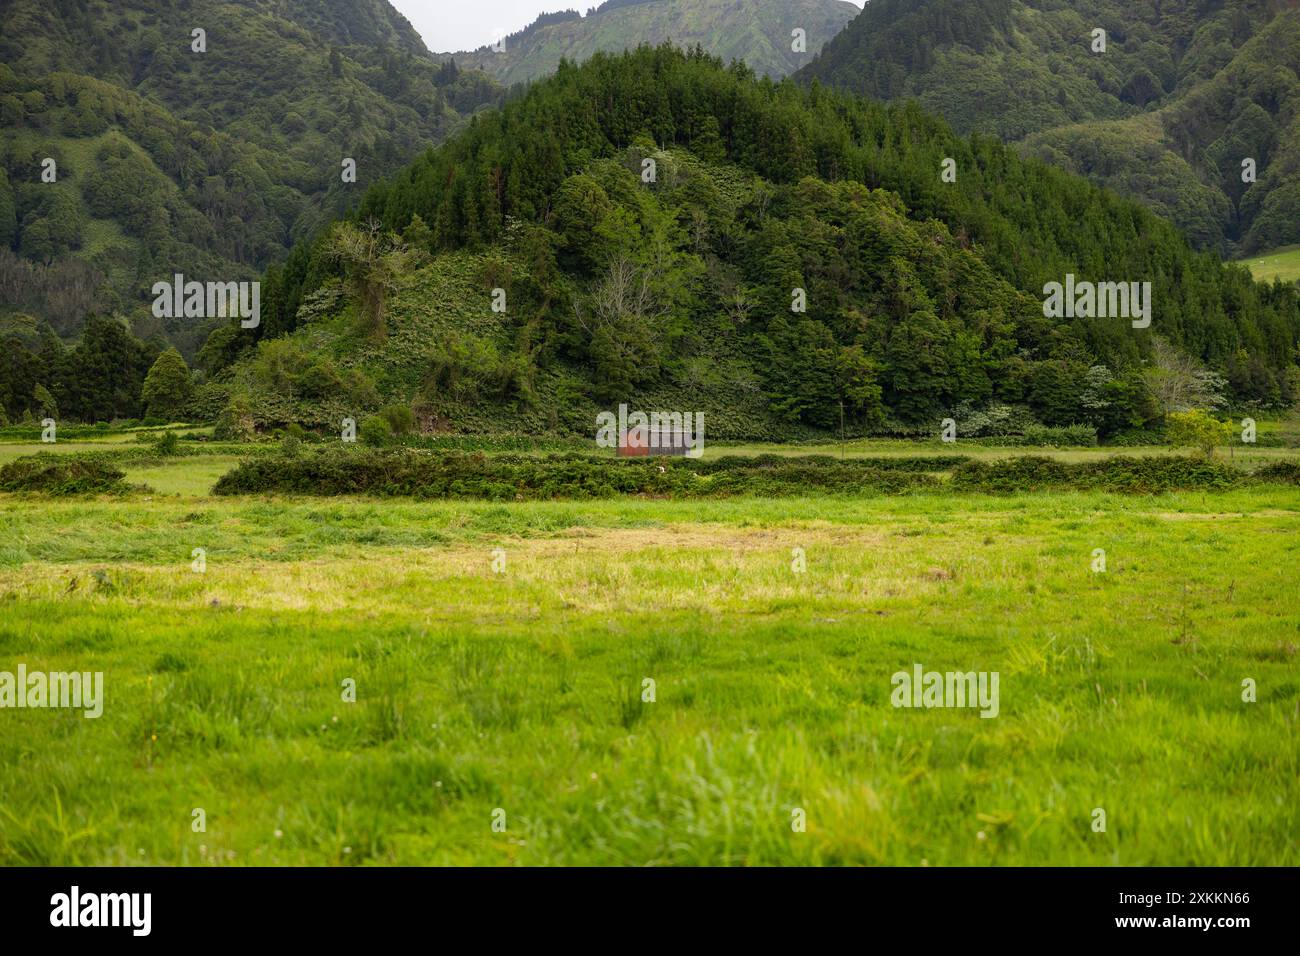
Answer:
[[140, 347, 193, 420]]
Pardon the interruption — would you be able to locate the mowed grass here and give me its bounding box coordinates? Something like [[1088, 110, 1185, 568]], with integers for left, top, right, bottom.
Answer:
[[120, 456, 245, 496], [1239, 244, 1300, 285], [0, 441, 142, 466], [1, 473, 1298, 867]]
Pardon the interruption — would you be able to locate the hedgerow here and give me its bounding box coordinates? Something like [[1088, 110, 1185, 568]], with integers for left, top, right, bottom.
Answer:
[[1253, 462, 1300, 484], [211, 449, 941, 499], [0, 455, 129, 494], [681, 454, 969, 473], [951, 456, 1244, 494], [210, 449, 1283, 499]]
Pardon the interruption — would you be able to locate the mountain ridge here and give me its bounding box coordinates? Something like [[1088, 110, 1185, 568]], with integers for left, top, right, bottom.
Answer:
[[0, 0, 501, 353], [796, 0, 1300, 256], [189, 45, 1300, 441], [446, 0, 860, 84]]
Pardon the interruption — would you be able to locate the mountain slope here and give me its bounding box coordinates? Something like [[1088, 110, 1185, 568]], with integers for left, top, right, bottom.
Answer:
[[194, 46, 1300, 439], [0, 0, 501, 352], [450, 0, 860, 84], [797, 0, 1300, 255]]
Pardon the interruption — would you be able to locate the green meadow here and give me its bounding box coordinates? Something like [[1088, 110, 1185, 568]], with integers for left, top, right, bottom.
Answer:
[[1240, 245, 1300, 286], [0, 446, 1297, 866]]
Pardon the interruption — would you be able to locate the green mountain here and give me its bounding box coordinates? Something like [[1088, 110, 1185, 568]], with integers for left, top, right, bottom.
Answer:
[[190, 46, 1299, 441], [449, 0, 860, 84], [0, 0, 501, 354], [797, 0, 1300, 256]]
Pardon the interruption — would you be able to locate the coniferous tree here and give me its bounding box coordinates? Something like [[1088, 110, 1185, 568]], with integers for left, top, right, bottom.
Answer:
[[141, 347, 194, 420]]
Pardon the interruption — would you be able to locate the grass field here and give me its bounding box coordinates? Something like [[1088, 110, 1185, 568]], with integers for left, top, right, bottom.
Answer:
[[1, 440, 1297, 867], [1239, 244, 1300, 285]]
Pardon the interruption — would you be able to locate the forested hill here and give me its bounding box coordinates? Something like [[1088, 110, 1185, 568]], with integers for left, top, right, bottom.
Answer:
[[447, 0, 860, 84], [796, 0, 1300, 257], [0, 0, 501, 355], [193, 46, 1300, 440]]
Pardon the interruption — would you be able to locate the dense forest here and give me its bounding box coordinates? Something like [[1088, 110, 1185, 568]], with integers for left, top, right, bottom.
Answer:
[[169, 45, 1300, 440], [449, 0, 859, 85], [5, 8, 1300, 435], [797, 0, 1300, 256], [0, 0, 501, 356]]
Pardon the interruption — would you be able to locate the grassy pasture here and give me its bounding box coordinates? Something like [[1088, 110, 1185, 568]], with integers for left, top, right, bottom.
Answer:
[[0, 444, 1297, 865], [1240, 245, 1300, 285]]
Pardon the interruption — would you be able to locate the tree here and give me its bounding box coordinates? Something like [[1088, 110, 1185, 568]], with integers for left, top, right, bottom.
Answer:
[[61, 315, 155, 422], [195, 322, 247, 376], [1166, 409, 1233, 458], [378, 403, 415, 436], [327, 219, 416, 339], [756, 317, 839, 426], [213, 393, 253, 440], [401, 214, 433, 253], [551, 174, 616, 274], [33, 383, 58, 418], [836, 344, 885, 427], [1079, 364, 1150, 435], [141, 347, 193, 419], [1144, 338, 1227, 415], [0, 170, 16, 248]]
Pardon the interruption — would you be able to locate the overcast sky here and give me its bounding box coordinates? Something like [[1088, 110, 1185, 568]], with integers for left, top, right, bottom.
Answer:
[[393, 0, 866, 54]]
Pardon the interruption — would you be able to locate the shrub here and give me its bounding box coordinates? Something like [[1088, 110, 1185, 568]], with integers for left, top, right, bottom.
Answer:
[[212, 449, 940, 499], [211, 451, 1263, 500], [951, 402, 1035, 438], [682, 454, 969, 473], [1166, 409, 1234, 458], [298, 360, 345, 399], [1253, 461, 1300, 484], [426, 335, 531, 402], [951, 455, 1241, 493], [1075, 456, 1240, 492], [153, 431, 181, 456], [215, 393, 256, 441], [0, 455, 127, 494], [378, 403, 415, 436], [359, 415, 393, 447], [950, 457, 1071, 493]]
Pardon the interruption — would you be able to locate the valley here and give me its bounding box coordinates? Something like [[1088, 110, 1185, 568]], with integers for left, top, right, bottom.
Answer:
[[1, 0, 1298, 876]]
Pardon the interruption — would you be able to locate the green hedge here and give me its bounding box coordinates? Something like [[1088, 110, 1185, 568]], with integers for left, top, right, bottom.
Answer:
[[212, 449, 1283, 499], [1253, 462, 1300, 484], [212, 449, 941, 499], [680, 454, 970, 473], [0, 455, 128, 494], [951, 456, 1243, 493]]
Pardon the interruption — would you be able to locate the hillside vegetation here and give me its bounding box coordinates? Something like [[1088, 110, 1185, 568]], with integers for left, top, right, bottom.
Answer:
[[449, 0, 859, 84], [798, 0, 1300, 256], [192, 45, 1300, 440], [0, 0, 501, 352]]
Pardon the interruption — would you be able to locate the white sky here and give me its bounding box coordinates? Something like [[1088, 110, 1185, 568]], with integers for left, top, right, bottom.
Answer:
[[393, 0, 866, 54]]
